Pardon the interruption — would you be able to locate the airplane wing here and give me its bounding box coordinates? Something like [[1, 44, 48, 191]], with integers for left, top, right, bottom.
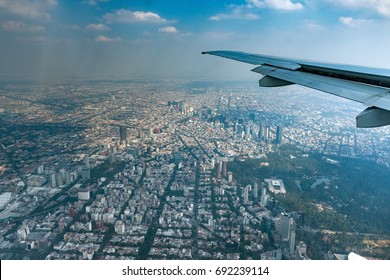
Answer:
[[202, 50, 390, 128]]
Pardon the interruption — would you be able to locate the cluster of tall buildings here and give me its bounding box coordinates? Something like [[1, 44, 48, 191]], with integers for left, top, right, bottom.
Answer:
[[275, 211, 307, 259], [34, 160, 78, 188], [168, 100, 187, 114], [214, 159, 228, 180], [242, 183, 268, 207], [234, 123, 283, 144], [280, 213, 296, 254], [198, 108, 284, 144]]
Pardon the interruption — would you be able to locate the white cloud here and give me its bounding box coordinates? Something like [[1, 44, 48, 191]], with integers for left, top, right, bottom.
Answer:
[[339, 16, 372, 27], [104, 9, 168, 24], [86, 23, 110, 31], [247, 0, 303, 11], [0, 0, 57, 19], [328, 0, 390, 17], [158, 26, 177, 33], [94, 35, 122, 42], [210, 13, 260, 21], [210, 5, 260, 21], [82, 0, 110, 5], [1, 20, 45, 32], [210, 0, 302, 21]]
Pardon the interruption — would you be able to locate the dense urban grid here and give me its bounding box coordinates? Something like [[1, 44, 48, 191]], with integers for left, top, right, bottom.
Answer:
[[0, 80, 390, 260]]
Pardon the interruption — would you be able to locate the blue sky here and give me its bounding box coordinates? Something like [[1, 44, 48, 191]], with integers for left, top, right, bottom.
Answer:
[[1, 0, 390, 80]]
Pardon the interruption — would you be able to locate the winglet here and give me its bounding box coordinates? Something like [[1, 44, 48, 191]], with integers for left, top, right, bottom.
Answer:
[[356, 107, 390, 128]]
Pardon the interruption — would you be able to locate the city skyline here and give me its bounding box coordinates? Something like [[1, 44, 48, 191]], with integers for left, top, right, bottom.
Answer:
[[1, 0, 390, 262], [1, 0, 390, 80], [1, 79, 390, 260]]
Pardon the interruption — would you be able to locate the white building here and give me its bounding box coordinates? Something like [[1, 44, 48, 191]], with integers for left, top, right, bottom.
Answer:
[[114, 220, 125, 234], [78, 190, 90, 200], [265, 179, 286, 194]]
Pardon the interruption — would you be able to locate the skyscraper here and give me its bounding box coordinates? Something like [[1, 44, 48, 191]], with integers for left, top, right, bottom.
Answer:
[[264, 126, 270, 141], [85, 156, 90, 168], [289, 225, 296, 253], [119, 126, 127, 143], [253, 183, 259, 199], [215, 161, 222, 179], [276, 125, 283, 145], [236, 124, 243, 137], [245, 125, 251, 137], [280, 213, 291, 240], [258, 123, 264, 140], [222, 160, 227, 177], [244, 185, 250, 204]]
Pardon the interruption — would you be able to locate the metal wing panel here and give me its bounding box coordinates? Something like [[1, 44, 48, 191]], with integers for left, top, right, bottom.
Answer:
[[203, 50, 390, 84], [202, 51, 301, 70], [252, 65, 390, 111]]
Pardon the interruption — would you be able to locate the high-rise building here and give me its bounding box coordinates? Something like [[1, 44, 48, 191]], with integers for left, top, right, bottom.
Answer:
[[210, 158, 215, 169], [222, 160, 227, 177], [260, 193, 268, 208], [258, 124, 264, 140], [261, 186, 267, 197], [65, 172, 72, 185], [85, 156, 90, 168], [37, 165, 44, 175], [260, 186, 268, 207], [227, 172, 233, 183], [236, 124, 243, 137], [280, 213, 291, 240], [289, 226, 296, 253], [215, 161, 222, 179], [49, 173, 56, 188], [55, 173, 63, 187], [244, 185, 250, 204], [245, 125, 251, 136], [119, 126, 127, 142], [264, 126, 271, 141], [253, 183, 259, 199], [81, 167, 91, 180], [276, 125, 283, 145]]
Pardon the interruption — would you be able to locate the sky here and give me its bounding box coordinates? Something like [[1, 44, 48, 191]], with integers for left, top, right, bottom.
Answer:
[[1, 0, 390, 80]]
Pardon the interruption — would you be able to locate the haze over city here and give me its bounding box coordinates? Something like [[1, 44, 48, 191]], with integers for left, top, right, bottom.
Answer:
[[1, 0, 390, 80]]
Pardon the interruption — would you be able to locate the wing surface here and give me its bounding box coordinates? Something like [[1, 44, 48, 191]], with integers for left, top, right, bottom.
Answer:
[[202, 50, 390, 127]]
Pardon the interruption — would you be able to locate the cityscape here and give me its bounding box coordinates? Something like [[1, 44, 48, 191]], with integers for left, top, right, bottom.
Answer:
[[1, 79, 390, 260]]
